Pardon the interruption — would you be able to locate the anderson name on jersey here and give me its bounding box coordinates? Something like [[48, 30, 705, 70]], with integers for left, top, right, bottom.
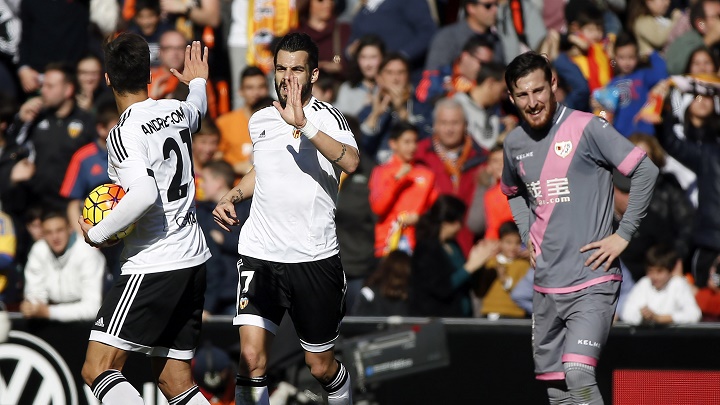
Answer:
[[238, 97, 358, 263], [107, 90, 211, 274]]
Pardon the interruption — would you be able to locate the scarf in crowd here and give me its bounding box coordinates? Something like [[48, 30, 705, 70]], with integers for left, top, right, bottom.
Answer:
[[432, 135, 473, 192], [571, 42, 613, 92], [247, 0, 299, 74]]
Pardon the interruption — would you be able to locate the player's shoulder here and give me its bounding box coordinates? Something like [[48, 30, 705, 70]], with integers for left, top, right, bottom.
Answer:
[[308, 99, 351, 131], [249, 105, 280, 125], [503, 125, 527, 148]]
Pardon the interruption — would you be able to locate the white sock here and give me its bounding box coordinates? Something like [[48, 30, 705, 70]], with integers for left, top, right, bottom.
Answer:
[[91, 369, 143, 405], [235, 375, 270, 405], [323, 362, 352, 405], [168, 385, 210, 405]]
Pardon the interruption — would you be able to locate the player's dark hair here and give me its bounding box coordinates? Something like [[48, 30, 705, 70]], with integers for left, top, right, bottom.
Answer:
[[103, 33, 151, 95], [274, 32, 319, 72], [348, 34, 386, 87], [416, 195, 467, 242], [44, 62, 77, 93], [498, 220, 520, 239], [646, 244, 679, 272], [135, 0, 160, 14], [365, 250, 412, 300], [240, 65, 266, 86], [504, 51, 553, 92], [41, 211, 68, 224], [379, 52, 409, 75], [204, 159, 235, 189], [95, 99, 120, 127], [389, 121, 419, 141], [476, 61, 506, 85]]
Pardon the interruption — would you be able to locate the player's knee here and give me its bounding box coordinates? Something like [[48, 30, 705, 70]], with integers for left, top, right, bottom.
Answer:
[[305, 356, 336, 383], [564, 361, 597, 390], [239, 347, 267, 375]]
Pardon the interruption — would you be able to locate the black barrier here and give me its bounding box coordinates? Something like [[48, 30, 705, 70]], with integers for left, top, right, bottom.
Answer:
[[2, 315, 720, 404]]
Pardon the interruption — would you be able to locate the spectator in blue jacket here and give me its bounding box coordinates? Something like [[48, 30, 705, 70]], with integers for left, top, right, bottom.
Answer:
[[604, 32, 668, 137]]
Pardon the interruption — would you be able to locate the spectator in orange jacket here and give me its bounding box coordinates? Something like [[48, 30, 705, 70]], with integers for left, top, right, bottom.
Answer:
[[369, 121, 436, 257]]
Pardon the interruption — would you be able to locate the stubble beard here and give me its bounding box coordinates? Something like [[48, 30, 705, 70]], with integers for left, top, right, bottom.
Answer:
[[275, 80, 313, 108]]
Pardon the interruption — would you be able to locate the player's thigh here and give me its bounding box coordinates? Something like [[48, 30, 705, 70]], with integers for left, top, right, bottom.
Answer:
[[563, 281, 619, 364], [532, 291, 566, 376], [287, 255, 346, 353], [154, 264, 207, 355], [234, 255, 286, 333], [91, 266, 202, 355]]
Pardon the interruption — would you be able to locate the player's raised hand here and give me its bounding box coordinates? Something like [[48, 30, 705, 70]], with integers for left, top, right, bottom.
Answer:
[[170, 41, 209, 84], [274, 75, 306, 128], [580, 233, 629, 271]]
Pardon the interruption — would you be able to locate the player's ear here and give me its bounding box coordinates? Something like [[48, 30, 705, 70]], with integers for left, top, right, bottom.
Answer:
[[105, 73, 111, 87], [507, 90, 516, 106], [310, 68, 319, 84], [550, 73, 558, 94], [147, 70, 152, 85]]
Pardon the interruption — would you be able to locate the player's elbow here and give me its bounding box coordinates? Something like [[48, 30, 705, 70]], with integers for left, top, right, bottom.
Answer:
[[343, 152, 360, 174]]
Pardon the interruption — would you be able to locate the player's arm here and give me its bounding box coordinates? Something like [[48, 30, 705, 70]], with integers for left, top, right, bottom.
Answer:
[[171, 41, 209, 130], [303, 128, 359, 174], [213, 167, 255, 231], [580, 118, 659, 270], [274, 75, 359, 174], [81, 176, 158, 246]]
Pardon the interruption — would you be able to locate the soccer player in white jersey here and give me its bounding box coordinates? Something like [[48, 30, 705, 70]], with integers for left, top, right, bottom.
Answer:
[[78, 33, 213, 405], [501, 52, 658, 405], [213, 33, 359, 405]]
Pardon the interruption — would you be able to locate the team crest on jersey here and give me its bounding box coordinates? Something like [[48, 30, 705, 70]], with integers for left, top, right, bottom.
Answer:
[[239, 297, 249, 310], [554, 141, 572, 158], [67, 121, 84, 138]]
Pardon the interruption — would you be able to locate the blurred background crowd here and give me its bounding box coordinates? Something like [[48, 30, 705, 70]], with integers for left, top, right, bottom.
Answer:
[[1, 0, 720, 343]]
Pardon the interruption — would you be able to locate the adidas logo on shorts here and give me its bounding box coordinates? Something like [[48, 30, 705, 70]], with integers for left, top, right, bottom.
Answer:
[[94, 317, 104, 328]]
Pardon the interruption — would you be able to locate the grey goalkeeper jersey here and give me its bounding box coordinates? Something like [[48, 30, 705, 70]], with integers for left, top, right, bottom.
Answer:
[[501, 104, 654, 293]]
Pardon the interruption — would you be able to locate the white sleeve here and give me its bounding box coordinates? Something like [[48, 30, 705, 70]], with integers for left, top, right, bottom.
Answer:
[[670, 277, 702, 324], [48, 245, 105, 321], [22, 243, 49, 304], [88, 176, 158, 243], [317, 108, 358, 149], [183, 78, 207, 133], [620, 278, 647, 325]]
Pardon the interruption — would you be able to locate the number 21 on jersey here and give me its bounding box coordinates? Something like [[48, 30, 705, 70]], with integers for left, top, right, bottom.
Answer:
[[163, 128, 194, 202]]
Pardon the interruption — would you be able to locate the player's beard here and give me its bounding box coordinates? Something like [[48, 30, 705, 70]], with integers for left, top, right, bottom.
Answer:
[[521, 95, 557, 131], [275, 79, 313, 108]]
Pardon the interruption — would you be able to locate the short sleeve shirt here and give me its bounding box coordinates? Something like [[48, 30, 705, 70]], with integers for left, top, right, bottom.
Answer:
[[238, 97, 358, 263], [501, 104, 647, 291]]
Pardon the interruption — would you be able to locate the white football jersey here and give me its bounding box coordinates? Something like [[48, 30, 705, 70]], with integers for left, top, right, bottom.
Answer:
[[107, 97, 210, 274], [238, 97, 358, 263]]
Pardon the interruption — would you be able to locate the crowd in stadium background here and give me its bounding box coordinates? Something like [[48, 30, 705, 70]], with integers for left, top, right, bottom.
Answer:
[[2, 0, 720, 331]]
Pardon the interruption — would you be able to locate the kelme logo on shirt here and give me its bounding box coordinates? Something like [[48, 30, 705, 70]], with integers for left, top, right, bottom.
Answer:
[[554, 141, 572, 158]]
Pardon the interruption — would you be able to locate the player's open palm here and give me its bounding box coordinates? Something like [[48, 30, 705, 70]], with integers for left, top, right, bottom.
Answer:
[[171, 41, 209, 84], [580, 233, 629, 271], [274, 75, 306, 128]]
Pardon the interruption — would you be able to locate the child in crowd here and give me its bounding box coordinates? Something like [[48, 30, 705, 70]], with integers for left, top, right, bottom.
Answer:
[[127, 0, 171, 66], [368, 121, 436, 257], [621, 244, 701, 325], [603, 32, 667, 136], [474, 221, 531, 319]]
